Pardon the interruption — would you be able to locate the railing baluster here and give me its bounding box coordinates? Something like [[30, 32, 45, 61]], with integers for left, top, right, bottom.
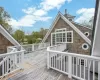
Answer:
[[63, 55, 65, 71], [73, 57, 74, 75], [76, 57, 77, 76], [2, 58, 4, 76], [84, 59, 85, 79], [80, 58, 81, 78], [88, 60, 91, 80], [61, 55, 62, 70], [93, 61, 95, 80], [54, 54, 55, 68], [98, 61, 100, 80]]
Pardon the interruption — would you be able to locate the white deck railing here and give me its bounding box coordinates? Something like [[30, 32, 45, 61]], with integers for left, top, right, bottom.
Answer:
[[0, 46, 25, 78], [47, 46, 100, 80], [22, 42, 50, 53]]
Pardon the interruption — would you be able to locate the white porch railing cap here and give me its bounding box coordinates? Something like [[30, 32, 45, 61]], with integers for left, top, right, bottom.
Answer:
[[0, 50, 25, 58], [47, 46, 100, 61]]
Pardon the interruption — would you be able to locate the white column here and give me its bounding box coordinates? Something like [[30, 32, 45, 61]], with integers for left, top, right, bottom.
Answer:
[[68, 55, 72, 79], [47, 52, 50, 69], [98, 61, 100, 80]]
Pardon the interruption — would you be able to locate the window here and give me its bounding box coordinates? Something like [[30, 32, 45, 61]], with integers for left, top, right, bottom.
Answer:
[[82, 43, 89, 50], [66, 31, 73, 43], [51, 33, 56, 45], [55, 28, 66, 32], [55, 31, 73, 43], [51, 28, 73, 45], [84, 32, 89, 37], [56, 32, 66, 43]]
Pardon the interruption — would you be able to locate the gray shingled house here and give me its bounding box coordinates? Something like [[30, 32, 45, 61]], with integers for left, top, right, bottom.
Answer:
[[42, 10, 92, 55]]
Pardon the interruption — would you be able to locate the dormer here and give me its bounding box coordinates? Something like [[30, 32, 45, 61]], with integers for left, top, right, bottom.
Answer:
[[64, 9, 75, 21]]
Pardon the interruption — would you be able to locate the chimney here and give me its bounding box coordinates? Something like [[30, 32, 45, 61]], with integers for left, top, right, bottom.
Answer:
[[65, 9, 67, 14]]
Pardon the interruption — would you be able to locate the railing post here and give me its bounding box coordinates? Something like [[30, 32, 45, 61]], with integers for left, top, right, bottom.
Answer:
[[47, 47, 50, 69], [68, 55, 72, 79], [21, 51, 24, 69], [98, 61, 100, 80], [32, 44, 34, 51], [47, 52, 50, 69]]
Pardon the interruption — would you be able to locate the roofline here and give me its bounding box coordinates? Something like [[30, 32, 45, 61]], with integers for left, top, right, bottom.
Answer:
[[41, 12, 61, 43], [72, 21, 92, 30], [42, 12, 91, 45], [0, 25, 20, 46], [60, 12, 91, 45]]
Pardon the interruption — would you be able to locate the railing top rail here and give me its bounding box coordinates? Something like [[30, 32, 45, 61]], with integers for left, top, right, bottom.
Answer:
[[0, 50, 25, 58], [22, 42, 50, 46], [47, 47, 100, 61]]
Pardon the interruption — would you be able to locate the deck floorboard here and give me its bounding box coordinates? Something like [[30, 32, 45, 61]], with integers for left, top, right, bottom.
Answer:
[[9, 49, 69, 80]]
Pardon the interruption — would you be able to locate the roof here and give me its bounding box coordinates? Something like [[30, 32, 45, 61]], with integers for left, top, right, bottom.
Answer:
[[42, 12, 91, 45], [0, 25, 20, 46]]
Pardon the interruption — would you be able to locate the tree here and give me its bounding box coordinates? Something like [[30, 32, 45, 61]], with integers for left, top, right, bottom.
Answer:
[[13, 30, 24, 43], [39, 28, 48, 39], [81, 17, 94, 29], [0, 7, 12, 33]]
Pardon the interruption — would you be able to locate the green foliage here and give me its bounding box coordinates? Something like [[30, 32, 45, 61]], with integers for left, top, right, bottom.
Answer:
[[25, 28, 48, 44], [0, 7, 12, 33], [13, 28, 48, 44], [13, 30, 25, 43]]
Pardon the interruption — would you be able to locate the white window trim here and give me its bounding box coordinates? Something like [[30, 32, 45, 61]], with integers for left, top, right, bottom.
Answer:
[[82, 43, 89, 50], [51, 33, 56, 46], [55, 28, 66, 32], [66, 31, 73, 43], [54, 31, 73, 43], [84, 32, 89, 37], [55, 31, 66, 43]]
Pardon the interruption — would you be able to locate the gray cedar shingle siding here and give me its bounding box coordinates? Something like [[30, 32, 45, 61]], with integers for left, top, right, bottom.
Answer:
[[46, 18, 91, 55], [0, 33, 13, 54]]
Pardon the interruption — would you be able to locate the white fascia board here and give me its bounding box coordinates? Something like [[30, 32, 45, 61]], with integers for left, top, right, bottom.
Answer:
[[41, 13, 61, 43], [59, 12, 91, 45], [0, 25, 20, 46], [91, 1, 100, 56]]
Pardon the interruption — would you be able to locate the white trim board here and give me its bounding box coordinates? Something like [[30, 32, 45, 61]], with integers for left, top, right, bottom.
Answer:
[[41, 12, 91, 45], [0, 25, 20, 46]]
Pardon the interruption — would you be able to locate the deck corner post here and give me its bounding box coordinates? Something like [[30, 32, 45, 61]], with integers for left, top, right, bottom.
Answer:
[[21, 51, 24, 69], [47, 51, 50, 69], [68, 55, 72, 79], [32, 44, 34, 51], [98, 61, 100, 80]]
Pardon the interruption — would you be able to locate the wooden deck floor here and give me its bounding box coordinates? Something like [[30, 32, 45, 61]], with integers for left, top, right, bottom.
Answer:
[[8, 49, 70, 80]]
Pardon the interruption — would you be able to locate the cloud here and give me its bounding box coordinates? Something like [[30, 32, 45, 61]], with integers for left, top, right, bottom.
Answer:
[[40, 0, 67, 11], [9, 0, 72, 29], [67, 0, 72, 3], [75, 8, 95, 23]]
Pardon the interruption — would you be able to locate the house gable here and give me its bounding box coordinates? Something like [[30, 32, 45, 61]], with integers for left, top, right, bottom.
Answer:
[[42, 12, 91, 45], [0, 25, 20, 46], [0, 33, 13, 53], [0, 25, 21, 53]]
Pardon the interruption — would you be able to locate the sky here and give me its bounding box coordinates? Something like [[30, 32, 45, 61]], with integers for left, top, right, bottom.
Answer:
[[0, 0, 96, 34]]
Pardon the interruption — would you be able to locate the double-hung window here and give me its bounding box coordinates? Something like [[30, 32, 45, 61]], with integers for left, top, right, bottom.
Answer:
[[56, 32, 66, 43], [51, 28, 73, 45], [66, 31, 73, 43]]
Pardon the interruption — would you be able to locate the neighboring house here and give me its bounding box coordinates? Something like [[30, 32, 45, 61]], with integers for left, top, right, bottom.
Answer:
[[0, 25, 20, 54], [42, 10, 92, 55]]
